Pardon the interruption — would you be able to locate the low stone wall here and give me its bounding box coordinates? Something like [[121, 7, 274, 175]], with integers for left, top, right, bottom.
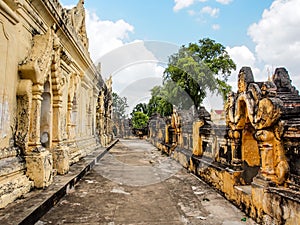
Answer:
[[150, 141, 300, 224], [192, 156, 300, 225], [147, 66, 300, 224]]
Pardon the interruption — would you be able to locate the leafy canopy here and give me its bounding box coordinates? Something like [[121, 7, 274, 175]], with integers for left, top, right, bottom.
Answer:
[[131, 111, 149, 129], [163, 38, 236, 111], [131, 103, 149, 117], [129, 38, 235, 120], [147, 85, 173, 117]]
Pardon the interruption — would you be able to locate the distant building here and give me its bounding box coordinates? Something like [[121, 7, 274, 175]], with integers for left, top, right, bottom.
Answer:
[[210, 109, 225, 125]]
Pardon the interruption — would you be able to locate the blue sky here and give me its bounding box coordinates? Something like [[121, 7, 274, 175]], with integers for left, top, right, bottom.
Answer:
[[61, 0, 300, 112], [62, 0, 272, 49]]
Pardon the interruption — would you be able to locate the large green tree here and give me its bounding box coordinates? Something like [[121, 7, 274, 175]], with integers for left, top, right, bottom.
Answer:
[[163, 38, 236, 111], [112, 92, 128, 120]]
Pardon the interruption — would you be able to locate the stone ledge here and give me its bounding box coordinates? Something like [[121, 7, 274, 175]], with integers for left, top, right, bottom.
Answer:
[[234, 185, 251, 195], [0, 139, 119, 225], [169, 146, 300, 224], [172, 147, 192, 169]]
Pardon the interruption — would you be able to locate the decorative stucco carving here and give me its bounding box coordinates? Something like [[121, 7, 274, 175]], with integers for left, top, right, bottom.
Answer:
[[67, 0, 88, 48], [19, 28, 54, 84], [15, 80, 32, 154], [52, 30, 63, 98]]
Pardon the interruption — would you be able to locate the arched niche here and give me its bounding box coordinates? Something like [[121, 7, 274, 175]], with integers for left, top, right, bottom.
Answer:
[[235, 97, 260, 183], [40, 81, 52, 148]]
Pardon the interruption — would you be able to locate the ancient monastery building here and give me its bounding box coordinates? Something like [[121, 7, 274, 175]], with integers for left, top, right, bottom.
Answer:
[[0, 0, 113, 208]]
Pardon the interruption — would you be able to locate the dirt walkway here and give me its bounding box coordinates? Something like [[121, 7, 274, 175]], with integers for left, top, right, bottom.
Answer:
[[36, 139, 256, 225]]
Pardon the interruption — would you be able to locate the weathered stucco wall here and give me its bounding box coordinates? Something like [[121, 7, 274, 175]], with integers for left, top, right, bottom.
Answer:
[[0, 0, 113, 208]]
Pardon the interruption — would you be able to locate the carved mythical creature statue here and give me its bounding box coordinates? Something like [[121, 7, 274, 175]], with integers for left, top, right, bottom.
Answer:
[[254, 83, 289, 185], [228, 67, 255, 166], [225, 91, 241, 165], [225, 67, 289, 185], [225, 91, 235, 129], [237, 67, 254, 94]]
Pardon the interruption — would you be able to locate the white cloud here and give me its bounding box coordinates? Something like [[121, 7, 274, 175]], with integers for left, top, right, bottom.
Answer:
[[248, 0, 300, 88], [201, 6, 220, 18], [226, 45, 261, 92], [188, 10, 196, 16], [98, 41, 178, 79], [226, 46, 256, 68], [114, 64, 165, 114], [63, 4, 75, 9], [86, 11, 134, 61], [212, 24, 220, 30], [173, 0, 195, 12], [83, 9, 178, 107], [97, 41, 178, 112], [216, 0, 233, 5]]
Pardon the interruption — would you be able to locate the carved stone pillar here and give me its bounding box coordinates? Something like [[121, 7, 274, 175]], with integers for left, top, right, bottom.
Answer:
[[100, 114, 106, 145], [97, 90, 106, 146], [106, 97, 113, 143], [99, 113, 104, 135], [52, 95, 69, 174], [25, 83, 53, 188], [28, 83, 43, 149], [66, 100, 73, 140], [52, 96, 62, 145]]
